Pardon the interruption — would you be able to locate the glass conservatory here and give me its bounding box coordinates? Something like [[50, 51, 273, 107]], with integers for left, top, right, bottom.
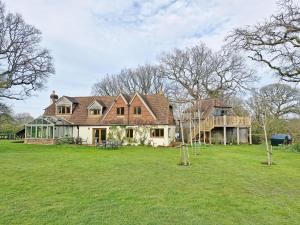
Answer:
[[25, 116, 73, 142]]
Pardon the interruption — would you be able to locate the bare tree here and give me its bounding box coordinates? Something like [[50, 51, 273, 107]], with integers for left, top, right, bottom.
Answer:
[[227, 0, 300, 82], [0, 101, 11, 124], [91, 74, 120, 96], [14, 112, 34, 125], [248, 83, 300, 121], [247, 90, 273, 165], [92, 65, 166, 96], [259, 83, 300, 118], [159, 43, 256, 100], [0, 1, 54, 100], [224, 96, 249, 116]]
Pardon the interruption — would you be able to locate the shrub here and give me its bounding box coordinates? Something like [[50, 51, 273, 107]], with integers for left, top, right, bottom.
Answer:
[[57, 137, 75, 144], [292, 142, 300, 152], [251, 134, 263, 145]]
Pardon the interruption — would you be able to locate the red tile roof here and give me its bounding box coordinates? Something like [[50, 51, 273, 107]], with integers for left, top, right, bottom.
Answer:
[[44, 93, 175, 125]]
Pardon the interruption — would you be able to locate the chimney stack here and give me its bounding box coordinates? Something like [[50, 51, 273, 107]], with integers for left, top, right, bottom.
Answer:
[[50, 90, 58, 104]]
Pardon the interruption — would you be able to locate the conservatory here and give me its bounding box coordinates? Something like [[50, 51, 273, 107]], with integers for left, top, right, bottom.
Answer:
[[25, 116, 74, 144]]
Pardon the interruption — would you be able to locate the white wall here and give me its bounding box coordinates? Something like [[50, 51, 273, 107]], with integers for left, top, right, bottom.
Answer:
[[76, 126, 110, 145], [73, 125, 176, 146]]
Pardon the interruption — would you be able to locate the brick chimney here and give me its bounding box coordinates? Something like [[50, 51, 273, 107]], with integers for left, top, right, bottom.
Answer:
[[50, 90, 58, 104]]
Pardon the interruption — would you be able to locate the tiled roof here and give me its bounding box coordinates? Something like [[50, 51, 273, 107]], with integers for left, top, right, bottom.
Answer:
[[44, 93, 175, 125]]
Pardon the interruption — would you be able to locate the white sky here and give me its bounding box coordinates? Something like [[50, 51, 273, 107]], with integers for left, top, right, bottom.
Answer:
[[5, 0, 280, 117]]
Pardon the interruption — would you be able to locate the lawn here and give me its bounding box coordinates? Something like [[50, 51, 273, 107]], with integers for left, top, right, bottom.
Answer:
[[0, 141, 299, 225]]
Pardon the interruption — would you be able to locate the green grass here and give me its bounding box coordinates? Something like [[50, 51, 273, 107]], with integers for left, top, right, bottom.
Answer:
[[0, 141, 299, 225]]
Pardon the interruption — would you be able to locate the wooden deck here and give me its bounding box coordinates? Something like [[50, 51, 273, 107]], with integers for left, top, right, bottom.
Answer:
[[193, 115, 251, 131], [190, 115, 252, 145]]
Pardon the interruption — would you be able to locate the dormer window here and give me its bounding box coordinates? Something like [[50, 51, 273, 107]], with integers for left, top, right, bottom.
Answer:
[[57, 105, 71, 114], [117, 107, 125, 116], [55, 96, 74, 115], [90, 109, 101, 115], [87, 99, 103, 116], [134, 106, 142, 115]]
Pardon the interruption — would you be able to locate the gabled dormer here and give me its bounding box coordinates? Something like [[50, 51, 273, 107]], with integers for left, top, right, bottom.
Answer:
[[101, 93, 129, 125], [87, 99, 103, 116], [129, 92, 157, 120], [55, 96, 76, 115]]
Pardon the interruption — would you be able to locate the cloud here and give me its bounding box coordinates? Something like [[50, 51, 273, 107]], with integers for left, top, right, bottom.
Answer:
[[4, 0, 278, 117]]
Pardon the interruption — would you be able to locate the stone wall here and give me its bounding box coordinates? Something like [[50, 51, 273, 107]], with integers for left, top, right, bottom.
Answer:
[[24, 138, 57, 145]]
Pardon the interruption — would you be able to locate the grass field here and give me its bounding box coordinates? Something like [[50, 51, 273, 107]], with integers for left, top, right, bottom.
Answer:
[[0, 141, 300, 225]]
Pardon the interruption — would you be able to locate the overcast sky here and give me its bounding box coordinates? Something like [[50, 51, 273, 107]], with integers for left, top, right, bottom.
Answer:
[[5, 0, 279, 117]]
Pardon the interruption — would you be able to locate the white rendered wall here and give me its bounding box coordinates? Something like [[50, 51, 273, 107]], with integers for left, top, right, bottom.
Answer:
[[73, 125, 176, 146]]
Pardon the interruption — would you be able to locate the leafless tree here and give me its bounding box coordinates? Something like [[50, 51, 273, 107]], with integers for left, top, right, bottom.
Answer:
[[14, 112, 34, 125], [91, 74, 120, 96], [248, 83, 300, 121], [259, 83, 300, 118], [92, 64, 166, 96], [224, 96, 249, 116], [0, 101, 11, 124], [0, 1, 54, 100], [159, 43, 256, 100], [247, 90, 273, 165], [227, 0, 300, 82]]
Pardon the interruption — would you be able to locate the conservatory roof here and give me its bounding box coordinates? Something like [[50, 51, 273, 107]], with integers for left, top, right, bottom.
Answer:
[[27, 116, 73, 126]]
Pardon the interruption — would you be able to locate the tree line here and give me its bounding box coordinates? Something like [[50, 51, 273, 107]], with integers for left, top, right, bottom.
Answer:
[[0, 0, 299, 148], [92, 0, 299, 100]]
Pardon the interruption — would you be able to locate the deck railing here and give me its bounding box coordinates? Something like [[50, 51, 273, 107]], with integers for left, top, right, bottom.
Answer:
[[213, 116, 251, 127], [192, 115, 251, 132]]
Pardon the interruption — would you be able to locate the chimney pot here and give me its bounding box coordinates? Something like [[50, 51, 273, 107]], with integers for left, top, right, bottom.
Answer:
[[50, 90, 58, 104]]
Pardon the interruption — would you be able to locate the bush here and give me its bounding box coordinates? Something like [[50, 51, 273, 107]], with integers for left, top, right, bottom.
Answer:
[[251, 134, 263, 145], [57, 137, 75, 144], [292, 142, 300, 152]]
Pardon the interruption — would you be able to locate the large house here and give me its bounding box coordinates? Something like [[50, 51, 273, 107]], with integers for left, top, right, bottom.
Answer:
[[24, 91, 176, 146], [182, 99, 252, 145]]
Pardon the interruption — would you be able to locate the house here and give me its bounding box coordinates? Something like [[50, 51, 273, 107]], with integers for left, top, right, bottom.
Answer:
[[182, 99, 252, 145], [24, 91, 176, 146]]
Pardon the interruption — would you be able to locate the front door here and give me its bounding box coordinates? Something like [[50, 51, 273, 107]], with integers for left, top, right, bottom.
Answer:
[[93, 128, 107, 145]]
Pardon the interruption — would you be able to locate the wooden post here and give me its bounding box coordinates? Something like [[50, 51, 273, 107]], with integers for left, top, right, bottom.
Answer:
[[223, 127, 226, 146], [263, 122, 270, 165], [223, 115, 227, 146], [180, 119, 185, 145], [198, 109, 201, 145], [209, 131, 212, 144], [249, 127, 252, 145], [189, 114, 193, 153], [237, 127, 240, 145]]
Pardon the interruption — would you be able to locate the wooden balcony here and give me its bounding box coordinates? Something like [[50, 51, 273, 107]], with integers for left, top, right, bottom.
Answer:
[[213, 116, 251, 127], [194, 115, 251, 131]]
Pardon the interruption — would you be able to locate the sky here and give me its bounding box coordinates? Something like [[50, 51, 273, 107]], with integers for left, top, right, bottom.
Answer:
[[5, 0, 280, 117]]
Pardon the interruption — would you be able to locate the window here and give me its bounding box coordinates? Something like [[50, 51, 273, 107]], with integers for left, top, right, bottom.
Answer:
[[126, 129, 134, 138], [57, 105, 71, 114], [117, 107, 125, 115], [37, 126, 42, 138], [42, 126, 47, 138], [90, 109, 101, 115], [26, 126, 32, 138], [134, 106, 142, 115], [49, 127, 54, 138], [32, 127, 36, 138], [151, 129, 164, 138]]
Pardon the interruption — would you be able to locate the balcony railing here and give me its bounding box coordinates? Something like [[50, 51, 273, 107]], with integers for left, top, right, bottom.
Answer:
[[192, 115, 251, 131], [213, 116, 251, 127]]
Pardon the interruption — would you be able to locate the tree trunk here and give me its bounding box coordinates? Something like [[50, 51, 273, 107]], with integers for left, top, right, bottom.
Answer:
[[198, 101, 202, 146], [189, 113, 194, 155], [263, 120, 271, 165]]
